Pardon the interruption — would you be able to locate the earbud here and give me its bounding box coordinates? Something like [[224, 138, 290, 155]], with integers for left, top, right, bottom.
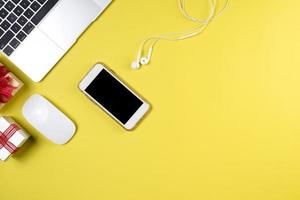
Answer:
[[140, 57, 150, 65], [131, 61, 141, 70], [131, 48, 153, 70], [131, 57, 149, 70]]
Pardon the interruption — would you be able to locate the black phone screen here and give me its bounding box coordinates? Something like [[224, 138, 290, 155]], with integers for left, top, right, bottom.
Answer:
[[85, 69, 143, 124]]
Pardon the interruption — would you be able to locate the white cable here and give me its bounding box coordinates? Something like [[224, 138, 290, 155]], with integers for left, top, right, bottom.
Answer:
[[132, 0, 230, 69]]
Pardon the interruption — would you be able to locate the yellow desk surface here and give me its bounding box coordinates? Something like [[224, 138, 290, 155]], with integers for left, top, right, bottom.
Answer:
[[2, 1, 300, 199]]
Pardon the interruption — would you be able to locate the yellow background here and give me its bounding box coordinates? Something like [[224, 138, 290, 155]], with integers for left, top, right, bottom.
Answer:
[[1, 0, 300, 199]]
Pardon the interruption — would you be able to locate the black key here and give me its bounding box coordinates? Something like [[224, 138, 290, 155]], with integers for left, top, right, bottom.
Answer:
[[12, 0, 21, 4], [11, 23, 21, 33], [10, 38, 20, 49], [13, 5, 24, 16], [7, 13, 17, 23], [17, 15, 27, 26], [23, 22, 34, 34], [16, 30, 26, 41], [0, 30, 14, 49], [3, 45, 14, 56], [0, 8, 8, 18], [37, 0, 46, 4], [30, 1, 40, 11], [4, 1, 15, 11], [20, 0, 30, 9], [0, 1, 4, 7], [0, 28, 4, 37], [31, 0, 59, 25], [24, 8, 34, 19], [0, 20, 10, 30]]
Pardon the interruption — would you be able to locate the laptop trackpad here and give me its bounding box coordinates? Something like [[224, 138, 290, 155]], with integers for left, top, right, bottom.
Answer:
[[38, 0, 101, 50]]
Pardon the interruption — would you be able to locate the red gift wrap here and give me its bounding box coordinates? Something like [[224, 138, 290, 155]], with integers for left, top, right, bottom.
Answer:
[[0, 64, 23, 108], [0, 65, 16, 104]]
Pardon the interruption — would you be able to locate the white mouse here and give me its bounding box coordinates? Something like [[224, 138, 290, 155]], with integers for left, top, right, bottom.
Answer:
[[22, 94, 76, 145]]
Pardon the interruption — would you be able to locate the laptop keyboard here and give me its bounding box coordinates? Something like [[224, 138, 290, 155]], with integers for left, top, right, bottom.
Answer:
[[0, 0, 59, 56]]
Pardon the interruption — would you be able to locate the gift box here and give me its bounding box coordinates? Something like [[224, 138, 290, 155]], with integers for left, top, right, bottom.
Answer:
[[0, 64, 23, 109], [0, 117, 30, 161]]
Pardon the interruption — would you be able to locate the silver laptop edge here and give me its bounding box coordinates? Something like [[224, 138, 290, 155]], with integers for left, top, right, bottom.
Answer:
[[3, 0, 111, 82]]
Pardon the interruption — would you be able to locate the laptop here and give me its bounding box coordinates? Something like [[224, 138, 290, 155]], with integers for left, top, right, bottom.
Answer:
[[0, 0, 112, 82]]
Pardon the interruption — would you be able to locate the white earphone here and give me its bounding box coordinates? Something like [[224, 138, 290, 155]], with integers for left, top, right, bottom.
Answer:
[[131, 0, 230, 70], [131, 47, 153, 69]]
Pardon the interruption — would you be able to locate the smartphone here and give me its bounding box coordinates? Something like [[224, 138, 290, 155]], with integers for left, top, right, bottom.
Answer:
[[79, 63, 150, 130]]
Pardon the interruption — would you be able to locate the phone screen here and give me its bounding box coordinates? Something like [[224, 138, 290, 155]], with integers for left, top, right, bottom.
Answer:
[[85, 69, 143, 124]]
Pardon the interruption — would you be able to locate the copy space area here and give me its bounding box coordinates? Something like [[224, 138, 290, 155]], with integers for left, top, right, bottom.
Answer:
[[1, 0, 300, 200]]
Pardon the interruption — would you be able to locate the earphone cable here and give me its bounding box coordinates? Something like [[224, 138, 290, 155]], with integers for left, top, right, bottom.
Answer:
[[133, 0, 230, 68]]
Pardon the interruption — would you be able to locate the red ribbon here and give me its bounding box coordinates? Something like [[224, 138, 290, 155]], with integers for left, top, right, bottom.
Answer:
[[0, 66, 16, 104], [0, 124, 20, 154]]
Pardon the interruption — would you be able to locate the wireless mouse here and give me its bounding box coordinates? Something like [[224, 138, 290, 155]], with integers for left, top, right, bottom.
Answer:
[[22, 94, 76, 145]]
